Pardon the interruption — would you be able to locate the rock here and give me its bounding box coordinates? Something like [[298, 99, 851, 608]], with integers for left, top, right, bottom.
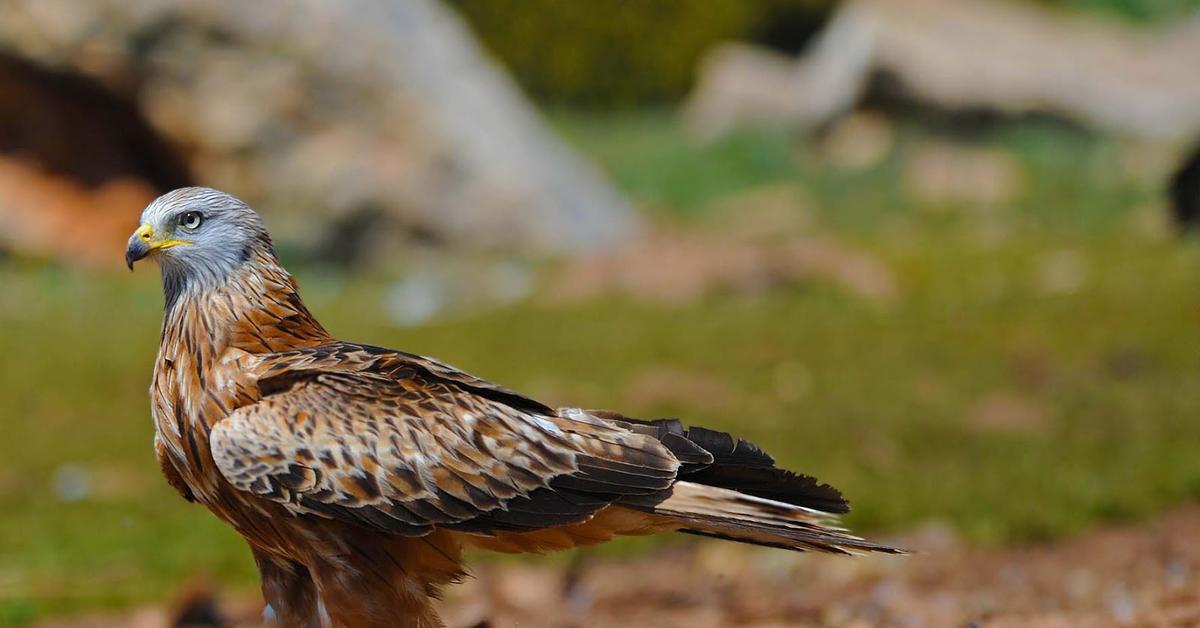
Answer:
[[0, 0, 640, 264], [0, 156, 157, 268], [51, 463, 91, 502], [819, 111, 895, 171], [686, 0, 1200, 143], [547, 229, 897, 306], [382, 257, 535, 326], [686, 4, 876, 143], [903, 141, 1026, 208]]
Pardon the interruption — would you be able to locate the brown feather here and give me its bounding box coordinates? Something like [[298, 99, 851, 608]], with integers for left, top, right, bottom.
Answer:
[[141, 190, 903, 628]]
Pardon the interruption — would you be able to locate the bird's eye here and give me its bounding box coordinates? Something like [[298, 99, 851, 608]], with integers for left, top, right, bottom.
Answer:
[[180, 211, 203, 231]]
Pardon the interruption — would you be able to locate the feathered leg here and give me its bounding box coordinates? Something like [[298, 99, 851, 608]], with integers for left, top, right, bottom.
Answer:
[[309, 558, 443, 628], [306, 532, 466, 628], [253, 547, 320, 627]]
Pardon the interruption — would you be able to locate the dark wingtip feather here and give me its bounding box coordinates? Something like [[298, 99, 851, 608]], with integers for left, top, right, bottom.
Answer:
[[675, 423, 850, 514], [683, 426, 775, 468], [602, 415, 713, 465], [594, 412, 854, 515], [685, 465, 850, 514]]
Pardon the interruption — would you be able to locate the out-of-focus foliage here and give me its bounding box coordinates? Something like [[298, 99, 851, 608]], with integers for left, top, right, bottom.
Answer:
[[450, 0, 832, 106], [1040, 0, 1200, 22]]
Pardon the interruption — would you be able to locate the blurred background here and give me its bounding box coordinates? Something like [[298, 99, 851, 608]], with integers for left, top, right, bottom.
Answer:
[[2, 0, 1200, 625]]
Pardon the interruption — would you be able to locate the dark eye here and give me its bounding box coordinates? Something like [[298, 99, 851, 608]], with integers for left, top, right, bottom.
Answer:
[[180, 211, 203, 231]]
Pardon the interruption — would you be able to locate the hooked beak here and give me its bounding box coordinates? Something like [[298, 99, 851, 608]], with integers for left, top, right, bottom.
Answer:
[[125, 224, 189, 270]]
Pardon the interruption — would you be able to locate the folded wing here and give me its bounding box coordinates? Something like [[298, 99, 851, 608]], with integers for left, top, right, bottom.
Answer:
[[211, 343, 694, 536], [211, 342, 903, 555]]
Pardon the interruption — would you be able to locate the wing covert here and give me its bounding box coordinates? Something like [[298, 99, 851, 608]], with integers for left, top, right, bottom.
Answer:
[[211, 349, 683, 536]]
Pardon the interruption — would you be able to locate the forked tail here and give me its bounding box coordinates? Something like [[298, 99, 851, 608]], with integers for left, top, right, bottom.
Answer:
[[630, 480, 904, 554], [615, 419, 905, 555]]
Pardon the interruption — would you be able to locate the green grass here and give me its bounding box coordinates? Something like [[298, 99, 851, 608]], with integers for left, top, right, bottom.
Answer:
[[3, 111, 1200, 622], [554, 110, 1155, 231], [551, 109, 798, 214]]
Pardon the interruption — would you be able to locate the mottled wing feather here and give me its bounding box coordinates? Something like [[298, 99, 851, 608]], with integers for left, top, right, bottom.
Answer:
[[211, 345, 681, 536]]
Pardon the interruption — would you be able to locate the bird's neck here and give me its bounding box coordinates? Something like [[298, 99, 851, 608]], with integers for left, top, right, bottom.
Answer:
[[160, 251, 332, 358]]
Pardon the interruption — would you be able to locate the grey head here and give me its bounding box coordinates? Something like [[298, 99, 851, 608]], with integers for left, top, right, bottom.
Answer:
[[125, 187, 274, 299]]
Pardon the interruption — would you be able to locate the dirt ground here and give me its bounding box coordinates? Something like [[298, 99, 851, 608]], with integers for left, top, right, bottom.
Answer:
[[43, 506, 1200, 628]]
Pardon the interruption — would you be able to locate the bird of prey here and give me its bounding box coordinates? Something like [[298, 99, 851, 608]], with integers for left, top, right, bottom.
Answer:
[[126, 187, 903, 628]]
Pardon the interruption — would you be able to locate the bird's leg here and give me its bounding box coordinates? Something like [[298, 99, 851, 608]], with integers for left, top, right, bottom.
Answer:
[[252, 547, 320, 628], [308, 555, 445, 628]]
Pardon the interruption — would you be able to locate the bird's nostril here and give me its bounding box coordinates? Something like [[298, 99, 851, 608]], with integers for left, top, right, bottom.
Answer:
[[141, 232, 152, 240]]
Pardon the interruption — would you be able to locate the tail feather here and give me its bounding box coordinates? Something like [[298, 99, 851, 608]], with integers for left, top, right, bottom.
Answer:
[[607, 416, 851, 514], [624, 481, 905, 555], [591, 413, 901, 555]]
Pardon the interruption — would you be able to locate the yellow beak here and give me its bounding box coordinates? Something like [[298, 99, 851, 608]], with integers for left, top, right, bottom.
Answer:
[[125, 224, 190, 269]]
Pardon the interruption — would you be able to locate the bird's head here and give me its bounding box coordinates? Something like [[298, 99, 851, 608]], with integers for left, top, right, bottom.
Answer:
[[126, 187, 273, 288]]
